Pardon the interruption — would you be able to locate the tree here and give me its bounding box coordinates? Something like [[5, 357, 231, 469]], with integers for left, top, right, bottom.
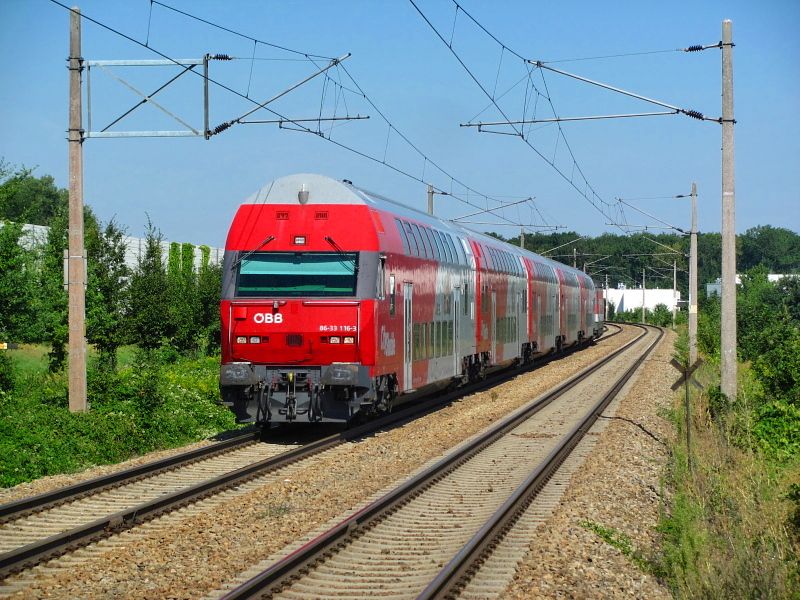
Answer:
[[740, 225, 800, 274], [127, 219, 170, 350], [165, 242, 200, 353], [0, 166, 68, 226], [86, 219, 129, 370], [197, 246, 222, 354], [0, 221, 34, 341]]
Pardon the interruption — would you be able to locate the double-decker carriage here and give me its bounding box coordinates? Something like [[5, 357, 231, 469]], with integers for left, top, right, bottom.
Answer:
[[220, 174, 602, 424]]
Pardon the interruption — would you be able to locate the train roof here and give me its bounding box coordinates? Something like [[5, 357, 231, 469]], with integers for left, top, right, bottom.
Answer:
[[244, 174, 593, 285]]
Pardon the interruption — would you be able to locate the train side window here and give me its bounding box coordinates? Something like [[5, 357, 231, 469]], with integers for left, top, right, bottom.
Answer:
[[389, 274, 396, 315], [421, 227, 434, 260], [445, 235, 460, 266], [410, 223, 428, 259], [442, 233, 454, 264], [377, 256, 386, 299], [457, 237, 469, 266], [434, 231, 448, 263], [403, 222, 418, 256], [426, 322, 433, 358], [423, 227, 440, 261], [395, 218, 410, 255]]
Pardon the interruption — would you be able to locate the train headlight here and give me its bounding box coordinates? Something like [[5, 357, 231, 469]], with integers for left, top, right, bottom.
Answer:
[[249, 336, 260, 344], [329, 336, 341, 344], [343, 336, 355, 344], [236, 336, 247, 344]]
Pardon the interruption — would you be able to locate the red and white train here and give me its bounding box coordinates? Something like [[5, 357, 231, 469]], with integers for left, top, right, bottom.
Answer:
[[220, 174, 604, 424]]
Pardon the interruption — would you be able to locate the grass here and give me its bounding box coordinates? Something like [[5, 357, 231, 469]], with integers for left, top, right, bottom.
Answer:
[[9, 343, 138, 376], [655, 327, 800, 598], [0, 348, 239, 487], [581, 520, 652, 573]]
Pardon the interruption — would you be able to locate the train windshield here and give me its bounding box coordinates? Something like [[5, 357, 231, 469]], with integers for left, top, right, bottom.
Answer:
[[235, 252, 358, 297]]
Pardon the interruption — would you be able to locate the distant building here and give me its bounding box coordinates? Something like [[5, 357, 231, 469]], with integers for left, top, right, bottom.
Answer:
[[705, 274, 796, 297], [604, 287, 681, 313], [5, 222, 223, 270]]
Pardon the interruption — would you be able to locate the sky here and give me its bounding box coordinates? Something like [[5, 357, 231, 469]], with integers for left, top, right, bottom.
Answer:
[[1, 0, 798, 249]]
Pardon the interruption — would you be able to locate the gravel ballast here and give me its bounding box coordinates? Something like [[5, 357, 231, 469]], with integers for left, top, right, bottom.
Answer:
[[503, 329, 675, 599], [5, 327, 653, 599]]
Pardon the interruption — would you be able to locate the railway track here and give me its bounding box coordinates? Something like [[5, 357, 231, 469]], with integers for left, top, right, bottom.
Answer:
[[0, 324, 623, 586], [216, 324, 660, 599]]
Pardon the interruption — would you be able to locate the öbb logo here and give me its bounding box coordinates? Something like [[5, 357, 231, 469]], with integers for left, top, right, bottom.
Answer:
[[253, 313, 284, 324]]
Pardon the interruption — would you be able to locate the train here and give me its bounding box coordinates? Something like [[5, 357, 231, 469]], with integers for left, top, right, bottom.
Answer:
[[219, 174, 604, 425]]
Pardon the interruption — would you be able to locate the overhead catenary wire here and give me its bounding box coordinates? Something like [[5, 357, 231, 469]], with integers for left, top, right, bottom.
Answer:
[[150, 0, 334, 60], [408, 0, 624, 233], [50, 0, 547, 235], [155, 1, 553, 233]]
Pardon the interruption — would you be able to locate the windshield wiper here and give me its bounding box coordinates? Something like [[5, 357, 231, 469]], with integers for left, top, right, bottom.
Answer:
[[324, 236, 359, 275], [230, 235, 275, 270]]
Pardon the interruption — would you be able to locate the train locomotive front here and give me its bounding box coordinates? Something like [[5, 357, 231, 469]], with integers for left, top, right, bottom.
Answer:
[[220, 175, 389, 424]]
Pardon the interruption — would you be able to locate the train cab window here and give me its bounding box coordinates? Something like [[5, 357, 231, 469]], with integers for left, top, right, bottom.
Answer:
[[463, 283, 469, 316], [236, 252, 357, 297], [395, 219, 411, 255], [403, 222, 419, 256], [389, 274, 396, 315]]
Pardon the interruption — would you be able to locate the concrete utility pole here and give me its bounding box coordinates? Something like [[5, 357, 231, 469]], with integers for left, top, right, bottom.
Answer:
[[68, 6, 87, 412], [720, 20, 737, 401], [689, 182, 699, 365], [641, 268, 646, 324], [427, 184, 434, 215], [573, 247, 577, 268], [519, 227, 524, 249]]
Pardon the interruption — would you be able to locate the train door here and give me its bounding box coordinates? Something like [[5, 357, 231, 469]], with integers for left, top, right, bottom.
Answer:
[[403, 282, 413, 391], [491, 290, 497, 362], [453, 287, 460, 377], [536, 294, 542, 349], [515, 286, 522, 350]]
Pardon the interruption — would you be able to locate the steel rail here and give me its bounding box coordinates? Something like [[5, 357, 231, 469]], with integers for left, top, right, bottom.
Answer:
[[220, 325, 648, 599], [0, 331, 614, 579], [419, 325, 663, 598], [0, 429, 262, 523]]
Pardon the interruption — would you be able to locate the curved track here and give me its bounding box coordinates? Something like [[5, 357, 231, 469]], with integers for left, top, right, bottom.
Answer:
[[217, 325, 660, 599], [0, 332, 618, 581]]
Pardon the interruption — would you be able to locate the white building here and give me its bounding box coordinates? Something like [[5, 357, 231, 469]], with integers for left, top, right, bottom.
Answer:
[[706, 274, 796, 297], [604, 287, 681, 313], [5, 222, 223, 270]]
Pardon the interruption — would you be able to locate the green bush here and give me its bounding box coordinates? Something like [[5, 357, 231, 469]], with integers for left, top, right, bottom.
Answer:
[[0, 354, 237, 487], [751, 323, 800, 405]]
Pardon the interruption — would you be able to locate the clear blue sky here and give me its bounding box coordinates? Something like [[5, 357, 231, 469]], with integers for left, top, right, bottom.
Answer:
[[1, 0, 798, 248]]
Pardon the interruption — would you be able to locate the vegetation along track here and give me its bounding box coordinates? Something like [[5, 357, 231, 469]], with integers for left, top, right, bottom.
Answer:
[[0, 326, 622, 582], [217, 324, 659, 599]]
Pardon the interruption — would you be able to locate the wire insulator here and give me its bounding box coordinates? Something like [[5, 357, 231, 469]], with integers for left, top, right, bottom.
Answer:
[[211, 121, 234, 136], [211, 54, 232, 61], [683, 109, 704, 120], [685, 45, 704, 52]]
